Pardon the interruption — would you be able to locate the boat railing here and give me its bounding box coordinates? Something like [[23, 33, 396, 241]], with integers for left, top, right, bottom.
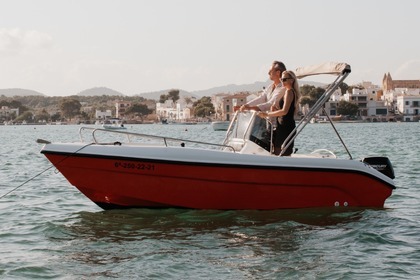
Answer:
[[78, 127, 236, 152]]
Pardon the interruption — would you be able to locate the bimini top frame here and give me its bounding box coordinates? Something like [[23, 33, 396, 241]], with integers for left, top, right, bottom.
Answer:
[[281, 62, 352, 157]]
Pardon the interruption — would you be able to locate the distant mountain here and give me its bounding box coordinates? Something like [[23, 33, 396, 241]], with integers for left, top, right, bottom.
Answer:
[[137, 89, 199, 101], [191, 81, 268, 98], [0, 88, 45, 97], [77, 87, 124, 96], [137, 80, 327, 100], [300, 80, 326, 87], [1, 80, 327, 100], [193, 80, 326, 97], [136, 83, 267, 101]]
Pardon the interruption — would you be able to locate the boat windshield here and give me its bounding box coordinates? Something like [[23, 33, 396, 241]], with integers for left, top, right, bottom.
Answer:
[[224, 111, 273, 152], [226, 111, 253, 139], [249, 115, 272, 152]]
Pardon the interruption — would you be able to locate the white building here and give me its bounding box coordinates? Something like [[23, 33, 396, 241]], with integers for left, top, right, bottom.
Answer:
[[0, 106, 19, 118], [331, 90, 341, 102], [156, 100, 192, 121], [340, 83, 388, 119], [396, 95, 420, 121], [95, 109, 112, 120], [366, 100, 388, 119]]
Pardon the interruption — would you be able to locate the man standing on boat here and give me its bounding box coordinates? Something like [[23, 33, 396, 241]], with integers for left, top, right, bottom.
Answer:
[[239, 61, 286, 153], [239, 61, 286, 112]]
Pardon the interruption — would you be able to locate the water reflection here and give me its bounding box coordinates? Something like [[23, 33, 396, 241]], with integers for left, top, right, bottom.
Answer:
[[66, 208, 366, 238], [56, 208, 365, 249], [46, 208, 369, 278]]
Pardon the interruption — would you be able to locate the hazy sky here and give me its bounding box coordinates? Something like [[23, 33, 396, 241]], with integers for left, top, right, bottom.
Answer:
[[0, 0, 419, 96]]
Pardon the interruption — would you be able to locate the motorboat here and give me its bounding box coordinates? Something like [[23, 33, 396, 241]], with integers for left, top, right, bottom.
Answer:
[[211, 121, 231, 131], [38, 62, 396, 210], [102, 118, 126, 130]]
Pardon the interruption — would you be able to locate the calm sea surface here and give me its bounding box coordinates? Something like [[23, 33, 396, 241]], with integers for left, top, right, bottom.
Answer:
[[0, 122, 419, 279]]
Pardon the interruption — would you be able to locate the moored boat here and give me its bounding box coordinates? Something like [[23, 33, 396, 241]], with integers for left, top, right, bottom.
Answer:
[[39, 62, 396, 210], [102, 118, 126, 130]]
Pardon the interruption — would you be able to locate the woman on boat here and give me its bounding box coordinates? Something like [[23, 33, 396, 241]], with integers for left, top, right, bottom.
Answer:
[[258, 70, 301, 156]]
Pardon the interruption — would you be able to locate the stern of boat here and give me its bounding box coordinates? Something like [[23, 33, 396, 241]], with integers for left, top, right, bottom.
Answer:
[[362, 156, 395, 180]]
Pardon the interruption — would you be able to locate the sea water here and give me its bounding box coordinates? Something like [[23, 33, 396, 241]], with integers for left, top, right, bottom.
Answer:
[[0, 122, 419, 279]]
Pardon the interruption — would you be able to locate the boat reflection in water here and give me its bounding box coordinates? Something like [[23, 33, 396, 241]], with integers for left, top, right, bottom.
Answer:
[[39, 62, 395, 210]]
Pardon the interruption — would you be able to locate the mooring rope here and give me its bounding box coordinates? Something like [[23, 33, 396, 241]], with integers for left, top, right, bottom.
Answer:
[[0, 141, 94, 200]]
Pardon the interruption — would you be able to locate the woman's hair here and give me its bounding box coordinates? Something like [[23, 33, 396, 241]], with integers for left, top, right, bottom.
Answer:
[[272, 61, 286, 73], [283, 70, 301, 115]]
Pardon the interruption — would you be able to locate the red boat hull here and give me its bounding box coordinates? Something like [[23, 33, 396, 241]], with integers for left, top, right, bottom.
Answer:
[[44, 152, 394, 210]]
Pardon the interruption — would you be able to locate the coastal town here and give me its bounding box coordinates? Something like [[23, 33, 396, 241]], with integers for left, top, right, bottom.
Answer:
[[1, 72, 419, 125]]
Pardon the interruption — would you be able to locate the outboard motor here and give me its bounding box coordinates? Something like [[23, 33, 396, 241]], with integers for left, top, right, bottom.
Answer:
[[362, 157, 395, 179]]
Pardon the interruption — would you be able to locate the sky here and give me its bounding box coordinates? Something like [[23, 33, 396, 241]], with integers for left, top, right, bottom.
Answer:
[[0, 0, 419, 96]]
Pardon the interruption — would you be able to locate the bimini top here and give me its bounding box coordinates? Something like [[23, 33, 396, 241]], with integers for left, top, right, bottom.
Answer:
[[295, 62, 351, 79]]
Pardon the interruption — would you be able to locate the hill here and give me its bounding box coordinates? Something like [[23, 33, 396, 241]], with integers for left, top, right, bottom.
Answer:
[[190, 80, 326, 98], [1, 81, 327, 100], [77, 87, 124, 96], [137, 80, 326, 100], [136, 89, 199, 101], [137, 83, 266, 101], [191, 81, 267, 97], [0, 88, 45, 97]]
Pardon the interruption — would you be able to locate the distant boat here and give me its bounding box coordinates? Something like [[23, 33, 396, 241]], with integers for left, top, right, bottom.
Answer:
[[162, 120, 198, 125], [171, 121, 198, 125], [331, 115, 343, 121], [211, 121, 230, 131], [102, 118, 126, 130]]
